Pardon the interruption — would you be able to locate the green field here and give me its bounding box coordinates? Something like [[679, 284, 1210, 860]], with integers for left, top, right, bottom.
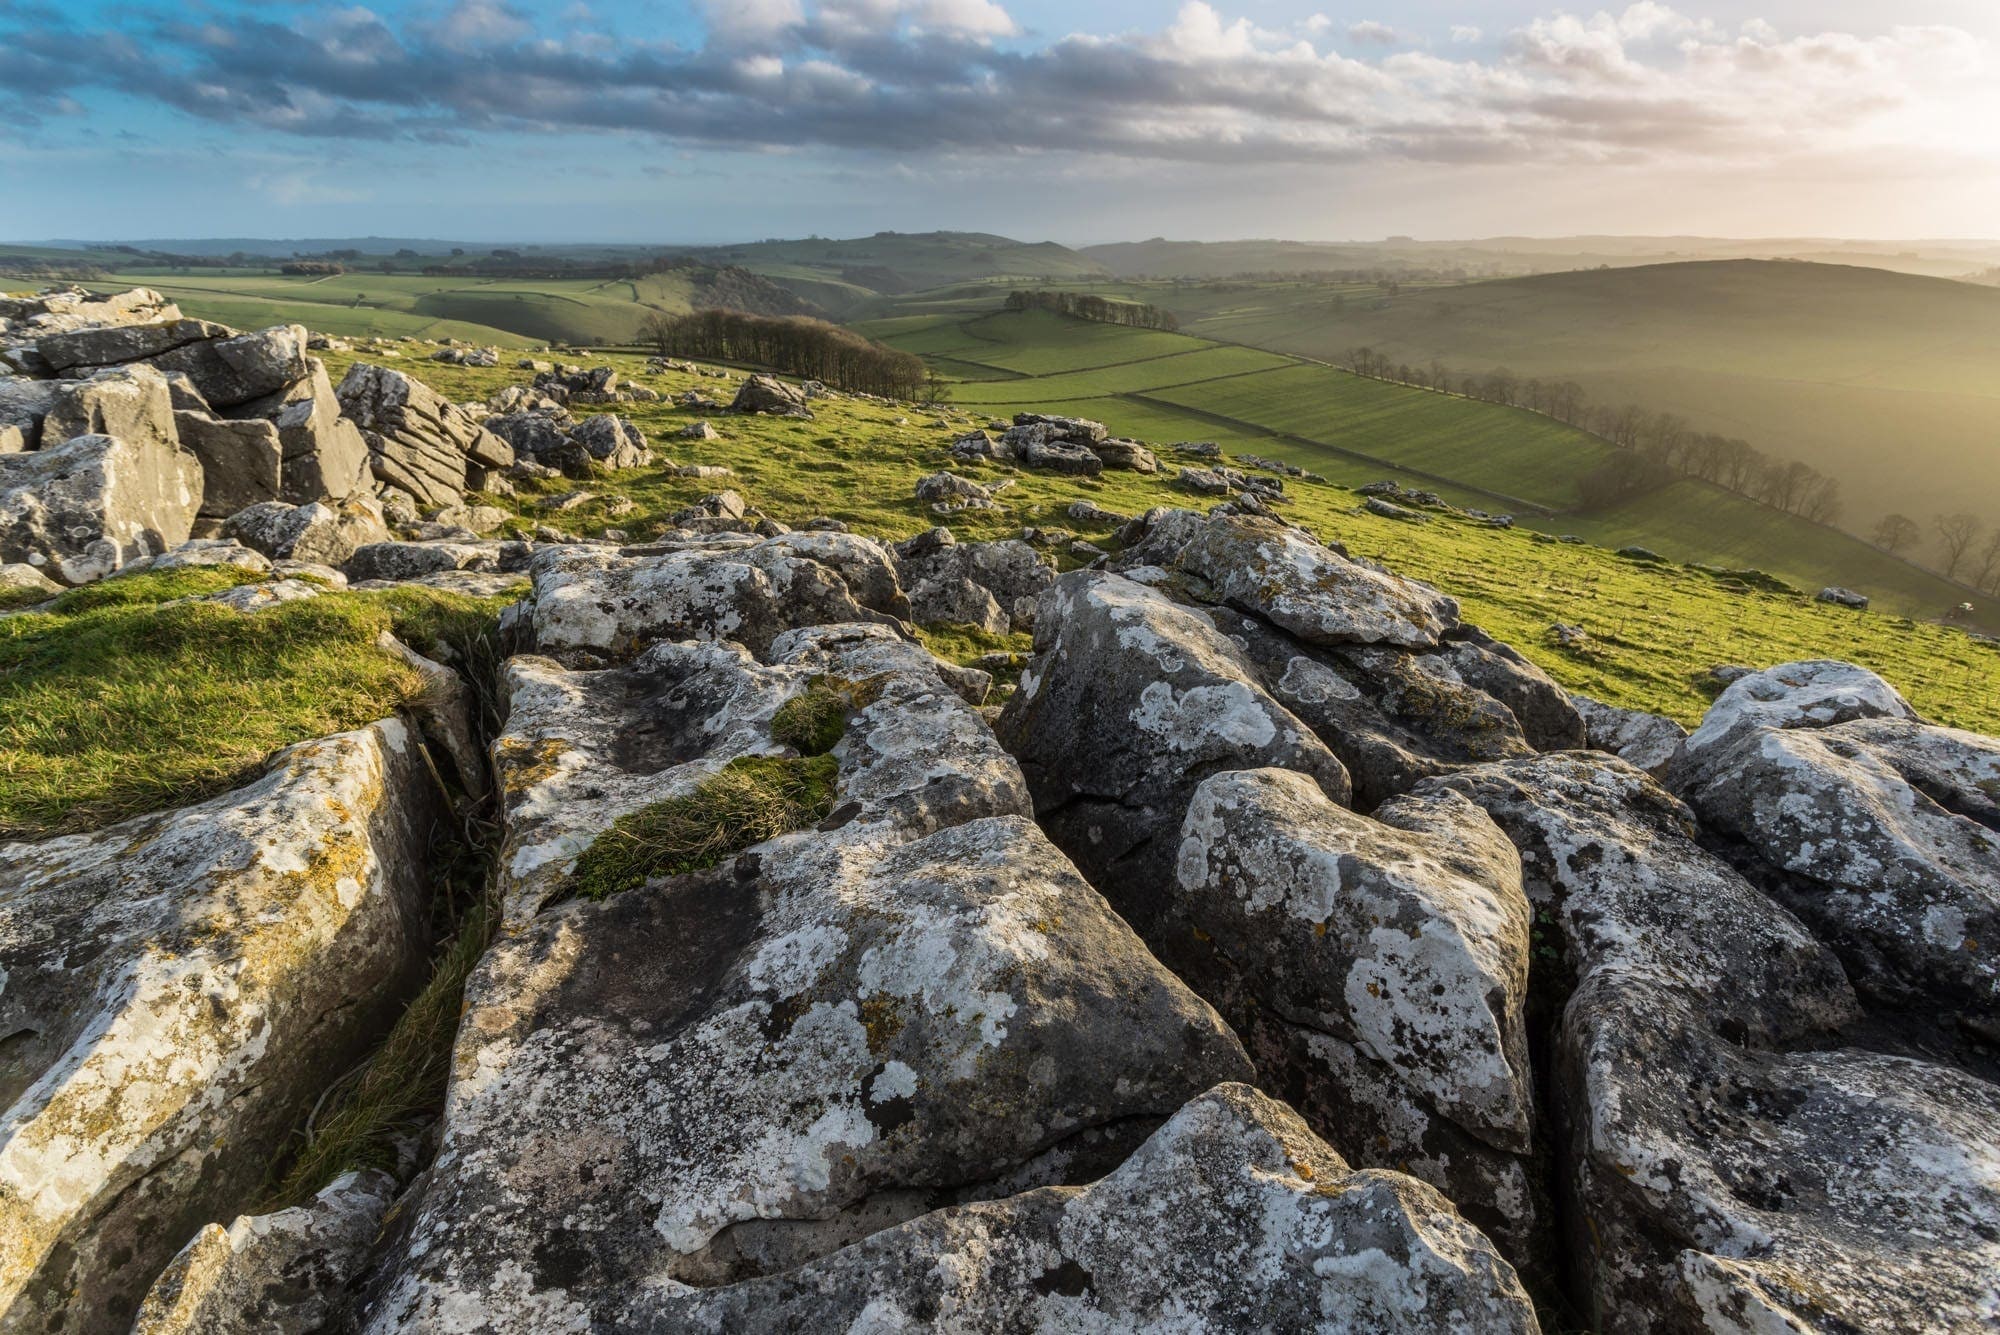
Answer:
[[319, 347, 2000, 737], [1163, 260, 2000, 546], [868, 305, 1994, 627]]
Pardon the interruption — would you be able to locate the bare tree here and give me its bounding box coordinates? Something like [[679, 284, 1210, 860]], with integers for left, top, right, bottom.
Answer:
[[1934, 512, 1986, 579], [1976, 529, 2000, 595], [1872, 513, 1920, 556]]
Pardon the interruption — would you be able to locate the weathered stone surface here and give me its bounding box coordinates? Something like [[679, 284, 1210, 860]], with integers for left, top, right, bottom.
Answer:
[[122, 538, 272, 576], [631, 1084, 1538, 1334], [898, 537, 1053, 634], [0, 428, 202, 585], [1089, 437, 1160, 472], [1672, 661, 2000, 1033], [1571, 691, 1686, 774], [996, 571, 1351, 926], [363, 623, 1256, 1328], [568, 412, 651, 469], [222, 496, 390, 568], [730, 373, 812, 417], [1422, 753, 2000, 1334], [40, 364, 181, 455], [1021, 438, 1105, 476], [914, 471, 989, 504], [268, 362, 371, 504], [342, 538, 529, 584], [1158, 511, 1459, 649], [173, 411, 283, 517], [0, 562, 61, 601], [0, 721, 438, 1333], [522, 537, 904, 665], [1177, 768, 1533, 1150], [1171, 767, 1544, 1267], [147, 324, 311, 410], [336, 363, 515, 509], [34, 318, 231, 373], [132, 1170, 397, 1335], [1, 287, 178, 343]]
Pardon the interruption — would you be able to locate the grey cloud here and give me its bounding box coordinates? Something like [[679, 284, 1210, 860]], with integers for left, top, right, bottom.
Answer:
[[0, 2, 1982, 169]]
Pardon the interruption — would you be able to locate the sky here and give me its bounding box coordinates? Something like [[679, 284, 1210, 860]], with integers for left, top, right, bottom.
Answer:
[[3, 0, 1998, 245]]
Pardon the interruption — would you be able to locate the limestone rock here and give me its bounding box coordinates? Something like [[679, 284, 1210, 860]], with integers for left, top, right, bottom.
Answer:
[[222, 496, 390, 568], [0, 429, 202, 585], [897, 537, 1053, 634], [132, 1170, 398, 1335], [342, 539, 530, 584], [640, 1084, 1538, 1334], [34, 318, 231, 373], [1672, 661, 2000, 1034], [1089, 437, 1160, 472], [0, 721, 438, 1333], [730, 374, 812, 417], [1570, 691, 1686, 774], [336, 363, 515, 509], [267, 362, 371, 504], [173, 411, 283, 518], [146, 324, 311, 410]]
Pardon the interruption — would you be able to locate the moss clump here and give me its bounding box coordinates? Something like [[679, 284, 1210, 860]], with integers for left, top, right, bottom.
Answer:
[[0, 580, 511, 838], [570, 754, 839, 900], [770, 675, 884, 756]]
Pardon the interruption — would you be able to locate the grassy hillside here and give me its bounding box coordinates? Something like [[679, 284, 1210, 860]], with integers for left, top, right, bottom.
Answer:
[[1170, 260, 2000, 544], [678, 232, 1109, 311], [865, 306, 1993, 626], [319, 347, 2000, 738]]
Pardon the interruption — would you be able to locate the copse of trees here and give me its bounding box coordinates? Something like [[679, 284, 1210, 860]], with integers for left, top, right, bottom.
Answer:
[[637, 308, 927, 400], [1004, 289, 1180, 331], [1338, 346, 1842, 524]]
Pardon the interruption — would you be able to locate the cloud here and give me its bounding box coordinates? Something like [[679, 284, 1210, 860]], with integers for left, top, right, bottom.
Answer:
[[0, 0, 1991, 175], [1450, 25, 1481, 44], [1347, 21, 1397, 46]]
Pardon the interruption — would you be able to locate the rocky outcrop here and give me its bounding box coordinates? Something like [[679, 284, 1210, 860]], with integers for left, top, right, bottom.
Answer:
[[639, 1084, 1537, 1333], [223, 497, 392, 568], [730, 373, 812, 417], [1423, 753, 2000, 1334], [1670, 660, 2000, 1041], [895, 533, 1053, 634], [335, 363, 515, 509], [0, 721, 439, 1333], [0, 426, 202, 585]]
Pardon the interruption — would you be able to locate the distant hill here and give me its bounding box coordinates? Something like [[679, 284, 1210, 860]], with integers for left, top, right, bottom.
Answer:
[[1167, 259, 2000, 551], [669, 232, 1111, 313], [1083, 237, 2000, 281]]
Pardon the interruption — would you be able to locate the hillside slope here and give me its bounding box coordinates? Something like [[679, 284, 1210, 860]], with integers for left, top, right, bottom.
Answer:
[[1177, 260, 2000, 541]]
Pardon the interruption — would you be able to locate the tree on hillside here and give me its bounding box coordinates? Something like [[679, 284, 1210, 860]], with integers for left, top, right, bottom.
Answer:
[[1934, 512, 1985, 579], [1872, 513, 1920, 556], [920, 368, 953, 407], [637, 311, 674, 356], [1974, 529, 2000, 595]]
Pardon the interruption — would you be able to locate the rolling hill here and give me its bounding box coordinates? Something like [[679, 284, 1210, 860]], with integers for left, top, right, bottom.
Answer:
[[864, 304, 1996, 629], [1161, 260, 2000, 548]]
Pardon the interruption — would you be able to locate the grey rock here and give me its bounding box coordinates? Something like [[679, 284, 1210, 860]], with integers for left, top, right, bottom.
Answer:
[[146, 324, 311, 410], [0, 721, 438, 1333], [1570, 692, 1687, 774], [173, 411, 283, 518], [1090, 437, 1160, 472], [730, 373, 812, 417], [132, 1170, 398, 1335], [34, 317, 231, 373], [1021, 438, 1105, 476], [336, 363, 515, 509], [638, 1085, 1537, 1334], [267, 362, 371, 504], [1816, 585, 1870, 608], [222, 496, 391, 568], [914, 471, 990, 504], [0, 428, 202, 585]]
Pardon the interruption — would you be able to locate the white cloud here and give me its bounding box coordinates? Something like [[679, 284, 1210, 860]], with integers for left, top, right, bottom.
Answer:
[[1348, 20, 1397, 46], [1450, 25, 1482, 43]]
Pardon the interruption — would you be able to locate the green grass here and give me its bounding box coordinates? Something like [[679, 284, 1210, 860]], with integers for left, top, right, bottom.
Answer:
[[310, 346, 2000, 737], [771, 676, 883, 756], [0, 576, 511, 838], [567, 754, 839, 900]]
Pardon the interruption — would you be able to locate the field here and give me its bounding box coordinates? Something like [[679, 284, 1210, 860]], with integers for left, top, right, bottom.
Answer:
[[1161, 260, 2000, 542], [319, 347, 2000, 738], [859, 307, 1992, 626]]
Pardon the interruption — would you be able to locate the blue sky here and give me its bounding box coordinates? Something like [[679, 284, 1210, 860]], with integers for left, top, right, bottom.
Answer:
[[4, 1, 1997, 244]]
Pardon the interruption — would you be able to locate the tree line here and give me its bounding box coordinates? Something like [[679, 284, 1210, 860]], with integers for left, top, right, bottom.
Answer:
[[1875, 513, 2000, 597], [636, 309, 927, 400], [1336, 347, 1843, 524], [1003, 289, 1180, 331]]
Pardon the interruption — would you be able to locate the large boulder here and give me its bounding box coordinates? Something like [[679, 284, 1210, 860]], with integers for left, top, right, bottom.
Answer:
[[1, 287, 179, 350], [172, 412, 284, 518], [222, 497, 391, 568], [1424, 753, 2000, 1333], [996, 571, 1351, 921], [633, 1084, 1539, 1333], [566, 412, 651, 470], [262, 361, 371, 504], [0, 721, 439, 1333], [1570, 691, 1686, 774], [897, 536, 1053, 633], [730, 373, 811, 417], [1172, 767, 1543, 1263], [34, 318, 232, 374], [335, 363, 515, 509], [1670, 660, 2000, 1038], [0, 428, 202, 585], [521, 538, 906, 665], [146, 324, 312, 410]]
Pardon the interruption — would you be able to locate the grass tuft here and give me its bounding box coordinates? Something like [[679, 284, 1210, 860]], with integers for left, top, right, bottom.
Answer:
[[569, 754, 839, 901], [769, 675, 883, 756]]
